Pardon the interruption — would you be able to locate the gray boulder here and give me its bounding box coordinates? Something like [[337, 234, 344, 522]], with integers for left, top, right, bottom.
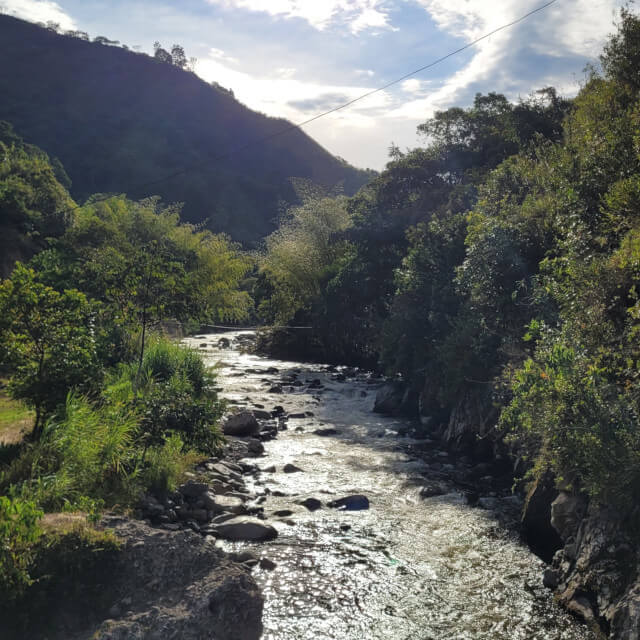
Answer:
[[223, 411, 261, 437], [215, 517, 278, 541]]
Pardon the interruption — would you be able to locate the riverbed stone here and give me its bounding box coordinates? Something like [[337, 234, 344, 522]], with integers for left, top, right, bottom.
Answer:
[[328, 495, 370, 511], [283, 463, 303, 473], [299, 497, 323, 511], [223, 411, 261, 437], [179, 481, 210, 498], [314, 427, 338, 436], [214, 516, 278, 541], [202, 492, 245, 515]]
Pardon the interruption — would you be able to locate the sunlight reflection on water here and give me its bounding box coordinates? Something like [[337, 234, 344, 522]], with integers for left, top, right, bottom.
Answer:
[[183, 333, 594, 640]]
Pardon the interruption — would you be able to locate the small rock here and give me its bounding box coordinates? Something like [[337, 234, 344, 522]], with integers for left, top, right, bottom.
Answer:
[[283, 463, 303, 473], [179, 481, 210, 498], [313, 428, 338, 436], [299, 497, 322, 511], [328, 495, 369, 511], [542, 568, 559, 589], [260, 558, 277, 571], [268, 385, 283, 394], [288, 412, 306, 419]]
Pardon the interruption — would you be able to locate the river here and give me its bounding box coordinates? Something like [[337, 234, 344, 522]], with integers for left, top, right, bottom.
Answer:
[[184, 332, 594, 640]]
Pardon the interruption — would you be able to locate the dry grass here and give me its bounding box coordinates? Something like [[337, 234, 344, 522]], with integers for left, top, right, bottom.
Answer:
[[41, 512, 89, 533], [0, 387, 33, 444]]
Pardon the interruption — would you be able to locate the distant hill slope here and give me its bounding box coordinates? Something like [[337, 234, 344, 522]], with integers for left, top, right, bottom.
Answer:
[[0, 15, 374, 244]]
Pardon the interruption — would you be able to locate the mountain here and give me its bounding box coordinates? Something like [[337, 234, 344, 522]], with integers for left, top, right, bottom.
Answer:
[[0, 15, 374, 244]]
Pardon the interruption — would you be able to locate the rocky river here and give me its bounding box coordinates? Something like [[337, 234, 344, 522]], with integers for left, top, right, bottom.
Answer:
[[181, 331, 597, 640]]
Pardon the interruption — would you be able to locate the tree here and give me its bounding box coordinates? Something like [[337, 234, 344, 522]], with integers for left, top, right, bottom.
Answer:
[[170, 44, 187, 69], [0, 122, 75, 277], [153, 41, 172, 64], [40, 196, 251, 369], [0, 264, 100, 437]]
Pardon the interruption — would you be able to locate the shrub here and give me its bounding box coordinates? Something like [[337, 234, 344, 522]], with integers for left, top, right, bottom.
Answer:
[[142, 433, 204, 496], [0, 493, 43, 602]]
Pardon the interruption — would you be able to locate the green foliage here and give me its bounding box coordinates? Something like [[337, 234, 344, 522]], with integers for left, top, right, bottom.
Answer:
[[0, 121, 74, 276], [142, 433, 203, 496], [501, 330, 640, 508], [0, 264, 101, 436], [106, 336, 224, 454], [0, 493, 43, 601], [259, 195, 352, 324]]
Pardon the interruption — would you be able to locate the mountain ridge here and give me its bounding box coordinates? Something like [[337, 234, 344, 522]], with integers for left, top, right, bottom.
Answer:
[[0, 15, 374, 244]]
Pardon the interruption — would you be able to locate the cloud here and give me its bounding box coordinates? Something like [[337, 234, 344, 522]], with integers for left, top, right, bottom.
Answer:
[[206, 0, 392, 33], [388, 0, 624, 120], [208, 47, 239, 64], [288, 92, 351, 111], [0, 0, 75, 29]]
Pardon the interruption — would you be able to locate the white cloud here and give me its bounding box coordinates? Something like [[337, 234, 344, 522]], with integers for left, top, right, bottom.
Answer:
[[208, 47, 239, 64], [0, 0, 75, 29], [207, 0, 392, 33], [388, 0, 624, 120]]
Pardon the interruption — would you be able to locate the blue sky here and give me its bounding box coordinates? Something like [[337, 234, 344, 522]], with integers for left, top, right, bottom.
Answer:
[[1, 0, 627, 170]]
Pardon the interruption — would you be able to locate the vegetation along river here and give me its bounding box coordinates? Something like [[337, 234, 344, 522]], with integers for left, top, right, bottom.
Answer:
[[184, 332, 595, 640]]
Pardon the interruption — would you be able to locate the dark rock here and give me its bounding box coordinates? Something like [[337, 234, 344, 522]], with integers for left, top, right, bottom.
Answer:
[[268, 385, 283, 394], [551, 491, 588, 542], [283, 463, 303, 473], [543, 568, 559, 589], [373, 382, 405, 415], [299, 498, 322, 511], [521, 471, 563, 561], [245, 438, 265, 456], [259, 558, 277, 571], [288, 412, 306, 419], [253, 409, 271, 420], [271, 406, 285, 416], [419, 482, 449, 499], [223, 411, 261, 437], [179, 481, 210, 498], [328, 495, 369, 511], [313, 428, 338, 436], [272, 509, 294, 517], [217, 337, 231, 348]]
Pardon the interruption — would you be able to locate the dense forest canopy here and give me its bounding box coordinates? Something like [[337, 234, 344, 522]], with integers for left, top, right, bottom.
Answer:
[[257, 9, 640, 515]]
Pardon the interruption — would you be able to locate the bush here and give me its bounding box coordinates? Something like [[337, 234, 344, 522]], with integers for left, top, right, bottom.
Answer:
[[106, 336, 224, 454], [0, 493, 43, 602], [142, 433, 204, 496]]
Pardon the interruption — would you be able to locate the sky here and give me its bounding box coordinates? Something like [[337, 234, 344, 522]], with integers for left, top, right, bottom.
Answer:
[[0, 0, 628, 170]]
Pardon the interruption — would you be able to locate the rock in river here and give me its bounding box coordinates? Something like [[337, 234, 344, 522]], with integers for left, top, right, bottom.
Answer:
[[215, 516, 278, 541], [328, 495, 370, 511], [283, 463, 303, 473], [223, 411, 260, 437]]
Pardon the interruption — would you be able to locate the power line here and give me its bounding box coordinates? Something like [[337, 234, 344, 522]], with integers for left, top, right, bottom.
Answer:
[[54, 0, 560, 218]]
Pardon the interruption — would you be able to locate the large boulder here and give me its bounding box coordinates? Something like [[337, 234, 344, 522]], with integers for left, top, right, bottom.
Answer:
[[223, 411, 261, 437], [215, 516, 278, 542], [373, 383, 405, 415], [551, 491, 587, 542]]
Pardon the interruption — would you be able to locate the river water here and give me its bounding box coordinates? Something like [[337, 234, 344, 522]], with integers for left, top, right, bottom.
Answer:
[[184, 332, 594, 640]]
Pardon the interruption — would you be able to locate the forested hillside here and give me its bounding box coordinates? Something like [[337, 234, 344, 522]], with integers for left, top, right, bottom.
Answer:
[[258, 10, 640, 529], [0, 15, 373, 244]]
